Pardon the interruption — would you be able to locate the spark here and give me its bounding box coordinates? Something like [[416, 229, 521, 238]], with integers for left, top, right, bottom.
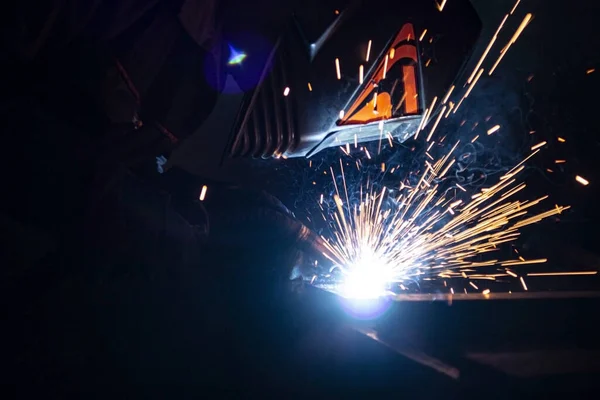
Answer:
[[510, 0, 521, 14], [587, 68, 596, 74], [520, 276, 528, 291], [308, 82, 313, 91], [436, 0, 447, 12], [530, 141, 546, 151], [366, 40, 372, 62], [426, 106, 446, 141], [467, 14, 508, 84], [199, 185, 208, 201], [415, 108, 429, 138], [335, 58, 341, 80], [506, 269, 518, 278], [575, 175, 589, 186], [442, 85, 455, 104], [501, 258, 547, 266], [339, 110, 345, 119], [464, 68, 484, 98], [283, 87, 290, 96], [445, 103, 455, 118], [487, 125, 500, 135], [359, 65, 364, 84], [419, 29, 428, 42], [471, 135, 479, 143], [422, 96, 438, 129], [555, 160, 566, 164], [453, 97, 465, 114], [387, 132, 394, 147], [557, 137, 566, 142], [489, 13, 533, 76]]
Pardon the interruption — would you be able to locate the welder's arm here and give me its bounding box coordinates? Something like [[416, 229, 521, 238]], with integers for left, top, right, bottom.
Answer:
[[156, 166, 327, 282], [206, 186, 327, 282], [87, 166, 324, 284], [15, 167, 323, 389]]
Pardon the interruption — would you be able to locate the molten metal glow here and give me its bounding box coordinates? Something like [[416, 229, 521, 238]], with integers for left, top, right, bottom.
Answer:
[[339, 250, 393, 299]]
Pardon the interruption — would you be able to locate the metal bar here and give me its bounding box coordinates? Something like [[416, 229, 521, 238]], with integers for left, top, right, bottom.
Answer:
[[390, 291, 600, 302]]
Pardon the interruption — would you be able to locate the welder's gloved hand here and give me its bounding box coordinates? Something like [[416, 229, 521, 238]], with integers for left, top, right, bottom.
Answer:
[[142, 166, 327, 287], [200, 185, 327, 286]]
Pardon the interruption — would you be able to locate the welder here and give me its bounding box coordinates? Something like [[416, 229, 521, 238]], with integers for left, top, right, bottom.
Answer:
[[3, 0, 317, 270], [2, 0, 331, 391], [3, 0, 482, 392]]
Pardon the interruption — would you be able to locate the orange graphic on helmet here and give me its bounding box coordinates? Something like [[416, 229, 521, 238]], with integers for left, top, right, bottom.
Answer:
[[340, 23, 420, 125]]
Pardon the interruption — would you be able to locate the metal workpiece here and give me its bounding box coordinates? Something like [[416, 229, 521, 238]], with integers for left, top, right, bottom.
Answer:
[[286, 284, 600, 393]]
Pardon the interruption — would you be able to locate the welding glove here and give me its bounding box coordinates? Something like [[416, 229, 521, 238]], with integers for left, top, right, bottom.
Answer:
[[205, 186, 323, 279], [84, 162, 325, 299]]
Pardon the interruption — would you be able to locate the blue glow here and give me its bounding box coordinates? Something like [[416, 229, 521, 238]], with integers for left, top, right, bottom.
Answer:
[[227, 44, 247, 65], [339, 295, 393, 320]]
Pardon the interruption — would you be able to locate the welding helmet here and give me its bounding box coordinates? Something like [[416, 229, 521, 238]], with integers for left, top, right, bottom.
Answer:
[[221, 0, 481, 159]]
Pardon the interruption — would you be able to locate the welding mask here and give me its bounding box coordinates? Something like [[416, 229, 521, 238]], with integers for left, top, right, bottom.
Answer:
[[221, 0, 481, 159]]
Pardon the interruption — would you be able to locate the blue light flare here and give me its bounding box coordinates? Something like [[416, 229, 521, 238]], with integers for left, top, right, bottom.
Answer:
[[227, 44, 247, 65]]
